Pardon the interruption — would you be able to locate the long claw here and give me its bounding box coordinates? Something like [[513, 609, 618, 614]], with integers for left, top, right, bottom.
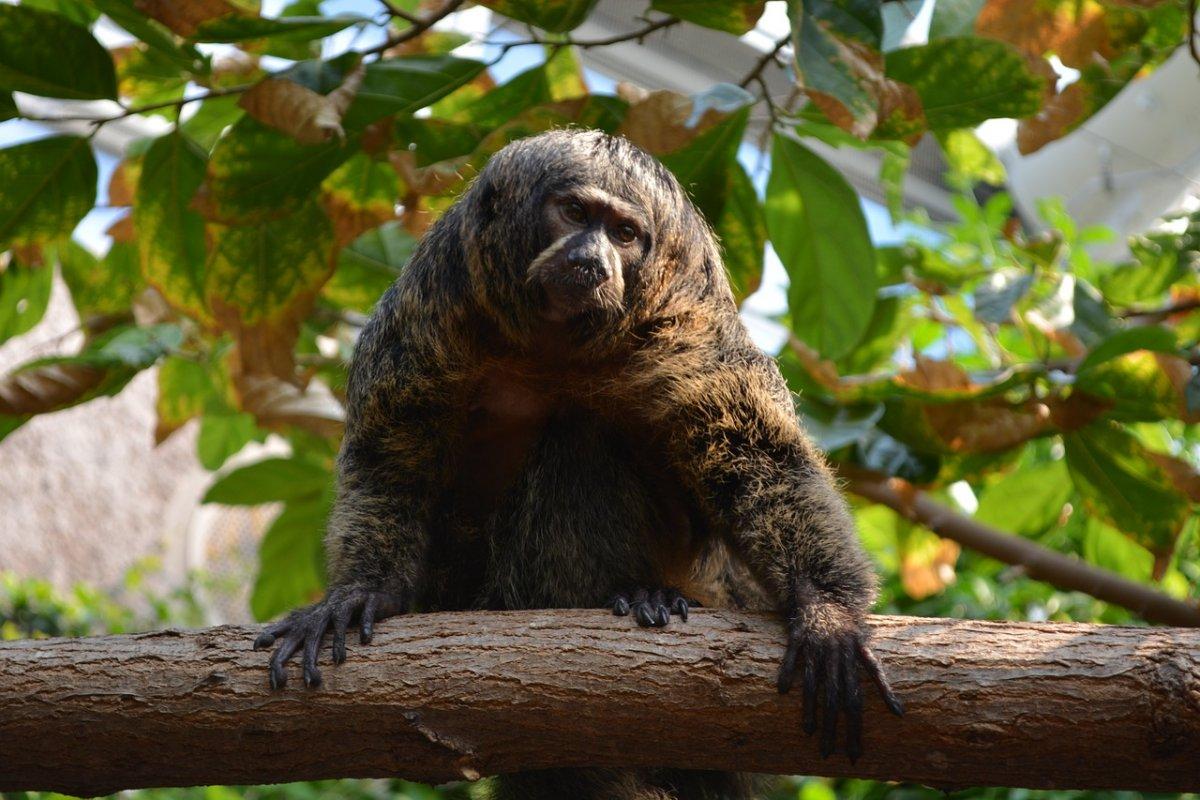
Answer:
[[268, 635, 302, 690], [671, 595, 689, 622], [360, 593, 379, 645], [302, 612, 330, 688], [777, 635, 800, 694], [332, 604, 353, 665], [842, 639, 864, 763], [858, 641, 904, 717], [802, 643, 819, 736]]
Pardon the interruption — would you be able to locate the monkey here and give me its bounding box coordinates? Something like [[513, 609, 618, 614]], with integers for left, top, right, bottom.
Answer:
[[253, 129, 903, 800]]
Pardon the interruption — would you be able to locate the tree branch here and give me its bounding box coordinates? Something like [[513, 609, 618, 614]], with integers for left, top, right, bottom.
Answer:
[[15, 83, 256, 127], [847, 473, 1200, 627], [738, 35, 791, 89], [2, 611, 1198, 795], [363, 0, 467, 56], [487, 15, 681, 58]]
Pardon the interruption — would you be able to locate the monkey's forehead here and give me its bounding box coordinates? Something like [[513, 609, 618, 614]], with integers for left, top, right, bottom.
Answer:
[[489, 130, 680, 206]]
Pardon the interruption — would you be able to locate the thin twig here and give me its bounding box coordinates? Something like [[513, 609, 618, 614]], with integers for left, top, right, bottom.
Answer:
[[1117, 297, 1200, 322], [378, 0, 421, 25], [738, 34, 791, 89], [16, 83, 256, 127], [488, 15, 680, 59], [362, 0, 466, 56]]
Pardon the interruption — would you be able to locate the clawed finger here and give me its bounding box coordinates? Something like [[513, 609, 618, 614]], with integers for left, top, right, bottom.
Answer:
[[332, 601, 354, 665], [819, 642, 842, 759], [857, 640, 904, 717], [841, 638, 864, 763], [360, 593, 379, 644], [268, 634, 302, 690], [302, 610, 331, 688]]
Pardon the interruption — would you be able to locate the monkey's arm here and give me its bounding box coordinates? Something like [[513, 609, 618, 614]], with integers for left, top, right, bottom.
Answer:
[[254, 288, 466, 690], [634, 320, 902, 759]]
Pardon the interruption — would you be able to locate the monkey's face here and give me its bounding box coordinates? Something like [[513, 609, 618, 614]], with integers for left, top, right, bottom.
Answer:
[[526, 186, 649, 323]]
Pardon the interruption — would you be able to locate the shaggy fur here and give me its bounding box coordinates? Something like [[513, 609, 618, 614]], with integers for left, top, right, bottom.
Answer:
[[257, 130, 895, 800]]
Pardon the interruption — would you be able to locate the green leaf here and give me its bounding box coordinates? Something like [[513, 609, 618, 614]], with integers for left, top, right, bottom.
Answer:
[[1078, 325, 1178, 372], [204, 457, 330, 505], [885, 37, 1045, 130], [1063, 421, 1189, 561], [180, 96, 245, 152], [651, 0, 765, 33], [0, 324, 182, 442], [0, 5, 116, 100], [431, 60, 550, 128], [326, 221, 415, 312], [341, 56, 487, 131], [0, 259, 53, 345], [662, 105, 751, 224], [974, 268, 1033, 324], [836, 295, 911, 374], [879, 146, 908, 222], [1076, 350, 1186, 422], [1083, 518, 1154, 582], [0, 136, 97, 250], [939, 129, 1005, 185], [192, 14, 366, 43], [544, 46, 587, 101], [20, 0, 100, 26], [197, 412, 265, 471], [92, 0, 207, 73], [479, 0, 599, 32], [975, 461, 1072, 537], [715, 162, 766, 305], [199, 116, 357, 223], [928, 0, 986, 38], [789, 0, 884, 137], [766, 134, 876, 358], [251, 493, 329, 621], [135, 132, 211, 323], [155, 354, 230, 442], [0, 92, 15, 122], [56, 239, 140, 319]]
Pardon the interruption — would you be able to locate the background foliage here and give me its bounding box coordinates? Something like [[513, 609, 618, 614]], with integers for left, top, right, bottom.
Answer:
[[2, 0, 1200, 797]]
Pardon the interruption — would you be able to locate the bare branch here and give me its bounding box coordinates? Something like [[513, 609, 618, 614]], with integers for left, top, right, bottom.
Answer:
[[2, 611, 1198, 795]]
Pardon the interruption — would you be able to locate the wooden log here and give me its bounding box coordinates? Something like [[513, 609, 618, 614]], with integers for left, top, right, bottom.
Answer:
[[1, 611, 1198, 795]]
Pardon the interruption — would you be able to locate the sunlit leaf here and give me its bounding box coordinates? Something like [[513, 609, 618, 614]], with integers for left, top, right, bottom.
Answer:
[[974, 460, 1072, 536], [155, 354, 230, 443], [1077, 325, 1177, 372], [788, 0, 885, 138], [56, 240, 140, 321], [715, 162, 766, 305], [321, 153, 400, 248], [766, 134, 875, 358], [885, 37, 1045, 130], [0, 5, 116, 100], [0, 136, 97, 250], [197, 411, 266, 471], [1063, 421, 1189, 564]]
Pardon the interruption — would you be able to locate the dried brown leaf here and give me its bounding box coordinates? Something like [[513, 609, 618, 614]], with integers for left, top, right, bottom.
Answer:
[[0, 363, 106, 416], [133, 0, 240, 37], [238, 65, 364, 145]]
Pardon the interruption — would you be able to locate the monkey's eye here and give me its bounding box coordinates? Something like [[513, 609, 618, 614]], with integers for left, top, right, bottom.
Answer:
[[613, 223, 638, 244], [561, 200, 587, 225]]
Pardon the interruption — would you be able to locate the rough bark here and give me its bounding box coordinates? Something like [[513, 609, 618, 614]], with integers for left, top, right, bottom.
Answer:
[[1, 611, 1198, 796]]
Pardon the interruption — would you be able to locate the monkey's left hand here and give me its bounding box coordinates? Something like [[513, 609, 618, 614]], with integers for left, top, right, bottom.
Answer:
[[776, 600, 903, 762]]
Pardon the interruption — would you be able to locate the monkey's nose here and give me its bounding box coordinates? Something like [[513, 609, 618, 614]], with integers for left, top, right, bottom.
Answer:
[[567, 250, 609, 288]]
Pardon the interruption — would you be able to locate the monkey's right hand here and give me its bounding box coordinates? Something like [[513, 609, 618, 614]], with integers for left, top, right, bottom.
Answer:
[[252, 585, 407, 690]]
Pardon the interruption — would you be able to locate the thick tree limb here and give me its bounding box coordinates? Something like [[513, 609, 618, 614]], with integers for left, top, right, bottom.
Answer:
[[847, 475, 1200, 628], [2, 611, 1199, 795]]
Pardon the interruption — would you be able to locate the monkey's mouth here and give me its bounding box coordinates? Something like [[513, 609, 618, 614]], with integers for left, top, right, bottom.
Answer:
[[535, 280, 621, 322]]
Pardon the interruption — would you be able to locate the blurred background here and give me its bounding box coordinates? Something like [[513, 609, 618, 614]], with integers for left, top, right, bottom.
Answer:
[[2, 0, 1199, 798]]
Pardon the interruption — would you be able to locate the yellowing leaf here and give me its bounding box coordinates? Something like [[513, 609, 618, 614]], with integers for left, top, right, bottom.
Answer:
[[320, 152, 399, 248], [205, 200, 335, 382]]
